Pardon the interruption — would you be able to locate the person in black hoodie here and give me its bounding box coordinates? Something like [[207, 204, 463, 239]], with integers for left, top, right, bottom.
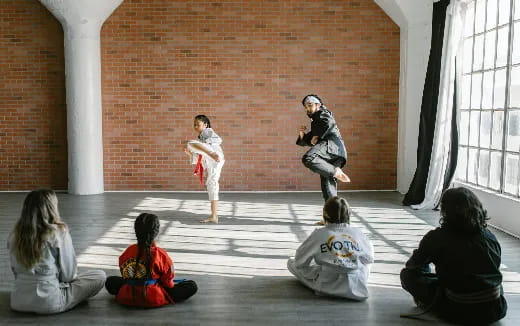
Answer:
[[401, 187, 507, 324]]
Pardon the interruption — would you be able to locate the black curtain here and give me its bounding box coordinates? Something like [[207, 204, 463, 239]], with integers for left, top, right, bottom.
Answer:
[[403, 0, 452, 206]]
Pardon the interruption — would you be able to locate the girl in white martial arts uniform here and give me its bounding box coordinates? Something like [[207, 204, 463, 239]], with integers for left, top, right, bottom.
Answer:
[[287, 196, 374, 300], [185, 115, 225, 224], [7, 189, 106, 314]]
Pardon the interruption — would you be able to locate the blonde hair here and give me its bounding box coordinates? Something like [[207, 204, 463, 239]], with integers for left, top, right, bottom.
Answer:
[[323, 196, 351, 224], [13, 189, 66, 269]]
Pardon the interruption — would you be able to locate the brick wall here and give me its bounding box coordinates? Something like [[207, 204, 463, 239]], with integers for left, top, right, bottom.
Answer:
[[0, 1, 67, 190], [1, 0, 400, 192]]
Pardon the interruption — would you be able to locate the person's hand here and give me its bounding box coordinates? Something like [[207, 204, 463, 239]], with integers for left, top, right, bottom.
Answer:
[[311, 136, 319, 145], [184, 147, 192, 157], [299, 125, 307, 138]]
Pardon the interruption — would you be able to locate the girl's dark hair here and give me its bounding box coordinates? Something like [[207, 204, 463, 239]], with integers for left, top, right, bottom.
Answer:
[[133, 213, 160, 303], [301, 94, 324, 107], [323, 196, 351, 224], [440, 187, 489, 234], [194, 115, 211, 128]]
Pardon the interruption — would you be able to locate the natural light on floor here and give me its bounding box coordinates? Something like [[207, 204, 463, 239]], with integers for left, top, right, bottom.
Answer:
[[76, 196, 520, 293]]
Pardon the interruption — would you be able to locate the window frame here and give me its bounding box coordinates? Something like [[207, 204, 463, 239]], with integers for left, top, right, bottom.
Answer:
[[457, 0, 520, 198]]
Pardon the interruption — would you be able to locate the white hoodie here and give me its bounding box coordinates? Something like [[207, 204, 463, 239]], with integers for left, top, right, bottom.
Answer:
[[287, 223, 374, 300]]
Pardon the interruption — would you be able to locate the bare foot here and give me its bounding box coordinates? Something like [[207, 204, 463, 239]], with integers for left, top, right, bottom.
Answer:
[[208, 152, 220, 162], [200, 217, 218, 224], [315, 220, 325, 225], [334, 167, 351, 183]]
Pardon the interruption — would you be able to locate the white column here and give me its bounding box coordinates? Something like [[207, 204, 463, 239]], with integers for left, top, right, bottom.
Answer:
[[397, 24, 432, 193], [373, 0, 433, 193], [38, 0, 123, 195]]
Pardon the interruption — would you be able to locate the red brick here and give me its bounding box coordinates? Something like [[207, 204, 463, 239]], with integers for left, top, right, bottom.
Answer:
[[1, 0, 399, 191]]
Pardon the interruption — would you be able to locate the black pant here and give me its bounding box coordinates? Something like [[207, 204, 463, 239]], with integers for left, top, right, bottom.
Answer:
[[105, 276, 198, 303], [302, 142, 346, 201], [400, 267, 507, 324], [400, 267, 439, 306]]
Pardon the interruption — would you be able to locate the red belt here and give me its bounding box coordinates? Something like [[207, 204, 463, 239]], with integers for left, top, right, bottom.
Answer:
[[193, 155, 204, 185]]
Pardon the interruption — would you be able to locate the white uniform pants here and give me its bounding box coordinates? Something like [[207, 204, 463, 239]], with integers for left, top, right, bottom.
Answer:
[[187, 141, 225, 201]]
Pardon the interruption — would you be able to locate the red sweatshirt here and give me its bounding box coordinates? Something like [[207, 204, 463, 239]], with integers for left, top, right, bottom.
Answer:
[[116, 243, 175, 307]]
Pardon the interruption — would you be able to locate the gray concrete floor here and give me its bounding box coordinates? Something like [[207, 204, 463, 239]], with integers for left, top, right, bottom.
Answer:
[[0, 191, 518, 325]]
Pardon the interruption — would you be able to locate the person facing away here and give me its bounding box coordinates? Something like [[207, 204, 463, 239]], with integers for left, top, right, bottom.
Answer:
[[400, 187, 507, 324], [184, 114, 225, 224], [296, 94, 350, 203], [7, 189, 106, 314], [105, 213, 197, 307], [287, 196, 374, 300]]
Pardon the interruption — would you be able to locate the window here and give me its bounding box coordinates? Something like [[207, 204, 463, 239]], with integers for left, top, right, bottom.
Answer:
[[456, 0, 520, 197]]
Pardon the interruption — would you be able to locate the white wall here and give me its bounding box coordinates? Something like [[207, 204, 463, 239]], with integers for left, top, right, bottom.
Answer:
[[373, 0, 433, 193]]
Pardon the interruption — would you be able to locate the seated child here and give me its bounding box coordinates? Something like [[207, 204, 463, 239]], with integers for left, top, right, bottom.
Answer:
[[7, 189, 106, 314], [400, 187, 507, 324], [287, 196, 374, 300], [105, 213, 197, 307]]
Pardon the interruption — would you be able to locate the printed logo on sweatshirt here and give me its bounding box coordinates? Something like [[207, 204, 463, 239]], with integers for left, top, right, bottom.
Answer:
[[121, 258, 147, 279], [320, 234, 360, 258]]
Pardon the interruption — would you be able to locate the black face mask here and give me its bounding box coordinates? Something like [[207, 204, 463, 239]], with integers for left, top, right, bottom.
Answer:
[[306, 111, 314, 118]]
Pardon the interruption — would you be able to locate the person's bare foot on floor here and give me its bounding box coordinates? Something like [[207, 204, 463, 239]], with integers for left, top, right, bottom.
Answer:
[[334, 167, 351, 183], [200, 216, 218, 224]]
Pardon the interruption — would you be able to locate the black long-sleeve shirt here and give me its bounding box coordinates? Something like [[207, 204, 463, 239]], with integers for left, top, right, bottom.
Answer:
[[296, 108, 347, 160], [406, 226, 503, 293]]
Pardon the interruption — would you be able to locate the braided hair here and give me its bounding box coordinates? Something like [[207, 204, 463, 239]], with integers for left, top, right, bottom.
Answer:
[[194, 114, 211, 128], [323, 196, 351, 224], [133, 213, 160, 303]]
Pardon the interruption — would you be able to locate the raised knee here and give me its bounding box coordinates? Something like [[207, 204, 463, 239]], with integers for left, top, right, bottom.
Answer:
[[400, 267, 410, 279], [302, 154, 315, 167], [188, 280, 198, 294], [400, 268, 415, 289]]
